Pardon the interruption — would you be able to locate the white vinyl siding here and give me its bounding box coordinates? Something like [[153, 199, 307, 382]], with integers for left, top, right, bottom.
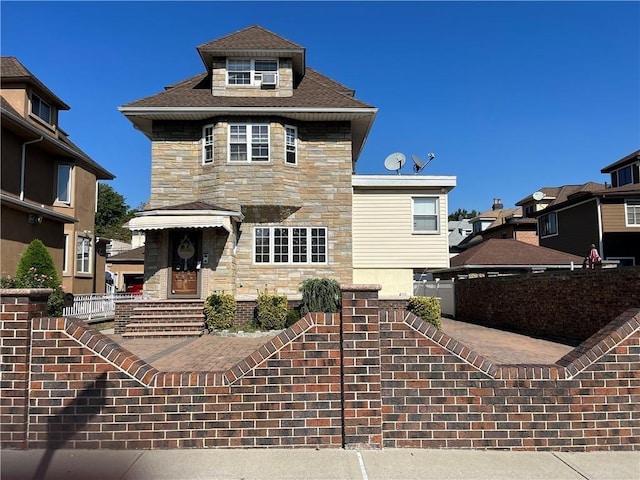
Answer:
[[352, 189, 449, 269]]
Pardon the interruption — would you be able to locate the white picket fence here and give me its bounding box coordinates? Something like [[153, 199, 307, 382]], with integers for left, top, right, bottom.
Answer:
[[63, 292, 141, 323]]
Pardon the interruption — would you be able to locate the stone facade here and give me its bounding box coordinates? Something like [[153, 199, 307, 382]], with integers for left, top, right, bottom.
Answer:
[[145, 119, 354, 298]]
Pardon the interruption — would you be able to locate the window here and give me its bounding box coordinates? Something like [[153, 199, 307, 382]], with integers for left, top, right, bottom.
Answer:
[[228, 59, 251, 85], [57, 164, 72, 204], [626, 201, 640, 226], [539, 212, 558, 237], [254, 227, 327, 264], [63, 234, 69, 273], [229, 124, 269, 162], [203, 125, 214, 164], [412, 197, 439, 233], [285, 125, 297, 165], [76, 235, 91, 274], [614, 166, 633, 187], [227, 59, 278, 86], [31, 93, 51, 124]]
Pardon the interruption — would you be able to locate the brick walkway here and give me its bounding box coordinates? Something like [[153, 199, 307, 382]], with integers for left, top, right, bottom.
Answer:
[[109, 319, 574, 372]]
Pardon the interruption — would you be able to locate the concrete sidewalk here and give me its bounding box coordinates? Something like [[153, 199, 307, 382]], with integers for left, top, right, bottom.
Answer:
[[2, 448, 638, 480]]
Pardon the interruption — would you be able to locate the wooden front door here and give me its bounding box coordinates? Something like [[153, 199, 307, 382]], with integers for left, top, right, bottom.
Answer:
[[170, 231, 200, 296]]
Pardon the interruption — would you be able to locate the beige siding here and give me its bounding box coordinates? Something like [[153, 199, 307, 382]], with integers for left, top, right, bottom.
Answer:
[[602, 202, 638, 232], [353, 268, 414, 298], [352, 188, 450, 269]]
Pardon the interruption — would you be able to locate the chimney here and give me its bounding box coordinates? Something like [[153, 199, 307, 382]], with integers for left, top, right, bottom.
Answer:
[[492, 198, 503, 210]]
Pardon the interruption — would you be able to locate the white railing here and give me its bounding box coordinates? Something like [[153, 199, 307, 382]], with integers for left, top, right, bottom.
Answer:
[[63, 292, 141, 323]]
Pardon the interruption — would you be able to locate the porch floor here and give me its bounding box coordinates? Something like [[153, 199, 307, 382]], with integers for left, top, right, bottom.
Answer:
[[108, 318, 574, 372]]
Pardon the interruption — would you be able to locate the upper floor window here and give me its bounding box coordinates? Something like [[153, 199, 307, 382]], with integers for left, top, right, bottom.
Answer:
[[227, 59, 278, 86], [57, 164, 72, 204], [612, 165, 633, 187], [254, 226, 327, 264], [202, 125, 214, 164], [412, 197, 439, 233], [285, 125, 297, 165], [229, 124, 269, 162], [539, 212, 558, 237], [31, 92, 51, 124], [626, 200, 640, 227], [76, 235, 91, 274], [62, 234, 69, 274]]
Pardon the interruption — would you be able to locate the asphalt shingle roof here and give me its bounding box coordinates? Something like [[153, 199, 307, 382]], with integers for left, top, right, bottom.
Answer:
[[197, 25, 303, 51], [451, 239, 584, 267]]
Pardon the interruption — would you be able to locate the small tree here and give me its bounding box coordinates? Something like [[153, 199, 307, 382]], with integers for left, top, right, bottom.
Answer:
[[299, 278, 341, 315], [13, 239, 64, 316], [15, 239, 60, 289]]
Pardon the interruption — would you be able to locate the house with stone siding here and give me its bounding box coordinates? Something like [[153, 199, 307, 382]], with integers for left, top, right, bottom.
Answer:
[[119, 25, 454, 300]]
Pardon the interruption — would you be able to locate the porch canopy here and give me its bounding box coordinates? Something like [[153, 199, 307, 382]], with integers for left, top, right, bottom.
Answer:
[[126, 202, 243, 232]]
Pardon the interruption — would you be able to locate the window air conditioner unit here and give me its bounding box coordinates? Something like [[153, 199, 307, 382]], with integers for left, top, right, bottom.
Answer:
[[261, 72, 278, 86]]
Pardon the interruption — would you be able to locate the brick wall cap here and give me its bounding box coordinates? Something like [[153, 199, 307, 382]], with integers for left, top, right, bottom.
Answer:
[[341, 284, 382, 292], [0, 288, 53, 298]]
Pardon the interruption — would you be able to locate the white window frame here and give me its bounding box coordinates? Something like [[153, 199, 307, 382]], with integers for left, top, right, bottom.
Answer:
[[625, 200, 640, 227], [228, 123, 270, 162], [285, 125, 297, 165], [254, 226, 327, 264], [76, 235, 92, 275], [412, 197, 439, 234], [539, 212, 558, 238], [227, 58, 278, 86], [31, 92, 52, 124], [202, 124, 214, 164], [56, 164, 73, 205], [62, 234, 69, 274]]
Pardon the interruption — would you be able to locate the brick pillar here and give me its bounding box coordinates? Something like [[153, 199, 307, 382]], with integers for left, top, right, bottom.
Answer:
[[0, 288, 50, 449], [341, 284, 382, 449]]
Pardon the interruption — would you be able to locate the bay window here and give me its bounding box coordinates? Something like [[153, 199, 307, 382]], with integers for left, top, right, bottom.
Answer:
[[229, 124, 269, 162]]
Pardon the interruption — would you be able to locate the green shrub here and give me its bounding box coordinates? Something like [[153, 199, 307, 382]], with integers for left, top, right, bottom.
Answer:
[[256, 288, 288, 330], [0, 274, 16, 288], [407, 296, 442, 329], [203, 292, 236, 330], [15, 239, 60, 289], [299, 278, 341, 315], [286, 308, 301, 327], [47, 286, 65, 317]]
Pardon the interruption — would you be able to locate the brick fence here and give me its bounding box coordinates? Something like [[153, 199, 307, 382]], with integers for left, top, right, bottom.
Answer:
[[455, 266, 640, 344], [1, 285, 639, 451]]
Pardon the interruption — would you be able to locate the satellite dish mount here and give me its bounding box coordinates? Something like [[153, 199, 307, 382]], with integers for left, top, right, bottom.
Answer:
[[383, 152, 406, 175], [411, 152, 436, 174]]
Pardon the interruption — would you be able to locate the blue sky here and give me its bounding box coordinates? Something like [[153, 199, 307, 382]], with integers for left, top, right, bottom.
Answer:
[[2, 1, 639, 214]]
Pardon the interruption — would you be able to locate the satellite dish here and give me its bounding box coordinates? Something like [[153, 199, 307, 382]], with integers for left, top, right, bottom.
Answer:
[[384, 152, 406, 174], [532, 191, 544, 201], [411, 152, 436, 174]]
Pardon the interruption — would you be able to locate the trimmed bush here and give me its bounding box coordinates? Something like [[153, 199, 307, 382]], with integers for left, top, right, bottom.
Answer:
[[407, 296, 442, 329], [203, 292, 236, 330], [15, 239, 60, 289], [286, 308, 301, 328], [299, 278, 341, 315], [256, 288, 288, 330]]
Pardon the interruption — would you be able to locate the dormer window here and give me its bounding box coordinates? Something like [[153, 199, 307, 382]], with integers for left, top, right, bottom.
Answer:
[[611, 165, 633, 187], [31, 92, 52, 124], [227, 59, 278, 86]]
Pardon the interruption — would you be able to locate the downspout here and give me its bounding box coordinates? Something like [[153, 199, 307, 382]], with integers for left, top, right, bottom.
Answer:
[[596, 198, 604, 258], [20, 136, 44, 200]]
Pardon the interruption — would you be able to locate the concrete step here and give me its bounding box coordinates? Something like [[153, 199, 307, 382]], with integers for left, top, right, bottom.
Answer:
[[125, 322, 204, 330], [129, 314, 204, 321], [122, 330, 203, 339]]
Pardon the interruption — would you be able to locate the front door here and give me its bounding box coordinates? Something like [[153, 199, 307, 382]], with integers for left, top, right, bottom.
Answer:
[[170, 230, 200, 297]]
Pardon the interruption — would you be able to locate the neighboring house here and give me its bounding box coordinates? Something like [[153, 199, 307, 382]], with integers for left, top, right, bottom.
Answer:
[[431, 238, 585, 280], [455, 198, 536, 251], [352, 175, 456, 297], [119, 26, 379, 299], [0, 57, 114, 294], [106, 246, 145, 293], [531, 150, 640, 266], [448, 218, 472, 252]]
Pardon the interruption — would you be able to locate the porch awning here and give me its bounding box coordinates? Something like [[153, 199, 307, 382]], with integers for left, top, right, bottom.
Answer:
[[126, 214, 232, 232]]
